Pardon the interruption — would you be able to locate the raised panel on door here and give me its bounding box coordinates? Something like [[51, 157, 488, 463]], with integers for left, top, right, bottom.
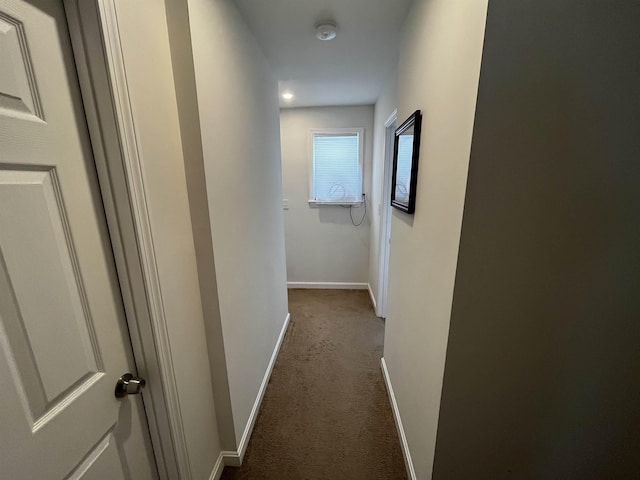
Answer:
[[0, 10, 44, 121], [0, 168, 103, 425], [0, 1, 157, 479], [66, 432, 127, 480]]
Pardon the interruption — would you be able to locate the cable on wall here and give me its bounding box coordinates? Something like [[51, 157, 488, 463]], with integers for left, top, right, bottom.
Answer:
[[342, 193, 367, 227]]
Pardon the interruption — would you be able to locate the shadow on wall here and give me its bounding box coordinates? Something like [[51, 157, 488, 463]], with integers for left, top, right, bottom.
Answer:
[[391, 208, 414, 228], [317, 206, 368, 226]]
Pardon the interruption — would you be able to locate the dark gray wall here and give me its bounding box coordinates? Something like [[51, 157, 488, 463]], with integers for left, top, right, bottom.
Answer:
[[433, 1, 640, 479]]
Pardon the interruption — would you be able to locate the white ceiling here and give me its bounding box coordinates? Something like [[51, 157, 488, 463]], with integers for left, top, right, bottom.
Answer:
[[234, 0, 412, 108]]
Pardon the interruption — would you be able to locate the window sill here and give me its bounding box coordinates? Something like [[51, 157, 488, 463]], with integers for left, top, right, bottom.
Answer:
[[308, 200, 364, 208]]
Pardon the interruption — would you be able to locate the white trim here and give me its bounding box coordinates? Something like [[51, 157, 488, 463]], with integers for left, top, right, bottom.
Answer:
[[95, 2, 192, 477], [308, 127, 365, 203], [377, 109, 397, 317], [381, 358, 416, 480], [220, 450, 240, 468], [368, 283, 377, 310], [208, 453, 225, 480], [287, 282, 369, 290], [222, 312, 291, 467], [385, 109, 398, 128], [308, 200, 364, 207], [64, 1, 187, 478]]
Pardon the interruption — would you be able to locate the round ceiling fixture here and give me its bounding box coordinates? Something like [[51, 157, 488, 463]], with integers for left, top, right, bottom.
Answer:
[[315, 22, 337, 41]]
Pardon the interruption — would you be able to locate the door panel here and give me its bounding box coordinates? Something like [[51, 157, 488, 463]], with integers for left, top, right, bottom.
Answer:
[[0, 10, 44, 121], [67, 432, 126, 480], [0, 168, 102, 419], [0, 1, 157, 478]]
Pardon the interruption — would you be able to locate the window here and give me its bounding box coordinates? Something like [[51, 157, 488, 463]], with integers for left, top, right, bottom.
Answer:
[[309, 128, 364, 205]]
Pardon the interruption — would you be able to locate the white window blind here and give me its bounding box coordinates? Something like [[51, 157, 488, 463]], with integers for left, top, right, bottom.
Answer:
[[311, 131, 363, 203]]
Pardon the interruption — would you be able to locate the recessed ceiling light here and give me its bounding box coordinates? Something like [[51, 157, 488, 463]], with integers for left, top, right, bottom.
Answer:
[[282, 92, 294, 101], [315, 22, 337, 41]]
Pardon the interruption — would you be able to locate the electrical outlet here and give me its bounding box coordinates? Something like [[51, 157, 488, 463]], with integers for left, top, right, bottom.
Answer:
[[283, 199, 289, 210]]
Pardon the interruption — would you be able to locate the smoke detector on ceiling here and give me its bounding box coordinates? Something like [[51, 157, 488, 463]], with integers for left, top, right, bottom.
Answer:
[[315, 22, 337, 41]]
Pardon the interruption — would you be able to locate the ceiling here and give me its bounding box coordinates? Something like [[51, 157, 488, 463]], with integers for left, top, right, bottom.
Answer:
[[234, 0, 412, 108]]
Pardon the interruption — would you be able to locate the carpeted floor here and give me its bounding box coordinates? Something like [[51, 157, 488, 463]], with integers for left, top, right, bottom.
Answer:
[[221, 289, 407, 480]]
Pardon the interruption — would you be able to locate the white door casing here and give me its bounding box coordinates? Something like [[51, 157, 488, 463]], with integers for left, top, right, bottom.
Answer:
[[64, 0, 190, 477], [377, 110, 397, 318], [0, 1, 157, 478]]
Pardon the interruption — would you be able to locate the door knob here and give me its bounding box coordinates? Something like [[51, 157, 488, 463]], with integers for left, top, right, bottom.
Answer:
[[115, 373, 146, 398]]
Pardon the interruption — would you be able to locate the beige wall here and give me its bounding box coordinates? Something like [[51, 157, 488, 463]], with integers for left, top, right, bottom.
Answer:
[[433, 2, 640, 478], [368, 74, 397, 311], [280, 106, 374, 285], [187, 0, 289, 449], [163, 0, 235, 454], [114, 1, 222, 477], [382, 0, 488, 478]]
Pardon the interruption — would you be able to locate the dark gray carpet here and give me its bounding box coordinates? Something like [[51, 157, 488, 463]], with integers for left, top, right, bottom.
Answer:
[[221, 289, 407, 480]]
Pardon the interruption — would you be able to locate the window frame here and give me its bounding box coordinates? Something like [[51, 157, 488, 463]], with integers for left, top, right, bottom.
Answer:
[[307, 127, 365, 206]]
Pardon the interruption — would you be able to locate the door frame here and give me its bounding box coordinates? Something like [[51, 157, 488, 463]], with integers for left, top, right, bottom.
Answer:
[[64, 1, 189, 478], [377, 109, 397, 318]]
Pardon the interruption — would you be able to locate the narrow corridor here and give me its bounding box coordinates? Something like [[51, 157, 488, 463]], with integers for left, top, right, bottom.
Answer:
[[222, 289, 406, 479]]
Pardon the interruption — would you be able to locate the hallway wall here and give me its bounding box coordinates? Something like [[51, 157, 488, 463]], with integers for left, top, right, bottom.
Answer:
[[167, 0, 290, 456], [280, 106, 374, 286], [433, 2, 640, 478], [114, 1, 222, 477], [382, 0, 489, 478], [164, 0, 233, 458], [368, 73, 397, 312]]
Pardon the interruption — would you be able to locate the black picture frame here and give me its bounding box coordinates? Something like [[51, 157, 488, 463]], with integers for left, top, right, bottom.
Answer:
[[391, 110, 422, 214]]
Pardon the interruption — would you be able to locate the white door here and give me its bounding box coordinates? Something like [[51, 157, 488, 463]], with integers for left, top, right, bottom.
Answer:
[[0, 1, 157, 478]]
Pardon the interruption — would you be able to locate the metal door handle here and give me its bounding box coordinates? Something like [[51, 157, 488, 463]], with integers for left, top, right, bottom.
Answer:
[[115, 373, 146, 398]]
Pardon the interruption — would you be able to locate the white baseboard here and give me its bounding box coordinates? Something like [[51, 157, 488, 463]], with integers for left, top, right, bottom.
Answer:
[[208, 452, 225, 480], [367, 283, 377, 311], [287, 282, 368, 290], [380, 358, 417, 480], [220, 312, 291, 468], [220, 449, 241, 468]]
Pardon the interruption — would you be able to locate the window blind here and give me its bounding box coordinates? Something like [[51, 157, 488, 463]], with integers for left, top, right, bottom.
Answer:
[[312, 133, 362, 203]]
